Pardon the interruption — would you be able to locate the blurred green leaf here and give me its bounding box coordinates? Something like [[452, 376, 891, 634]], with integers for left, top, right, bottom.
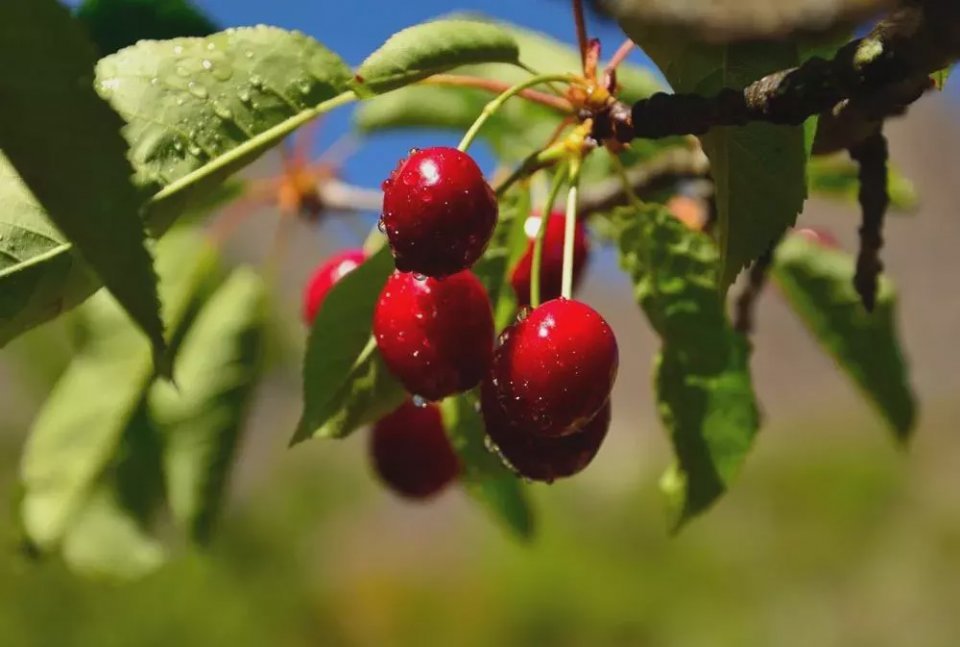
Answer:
[[61, 408, 167, 581], [441, 395, 534, 539], [353, 19, 520, 96], [617, 205, 760, 527], [96, 26, 353, 233], [150, 268, 267, 542], [0, 1, 165, 362], [76, 0, 217, 56], [472, 185, 531, 331], [772, 234, 916, 441], [932, 65, 953, 90], [293, 247, 406, 444], [621, 27, 808, 291], [19, 230, 219, 550], [807, 153, 918, 212]]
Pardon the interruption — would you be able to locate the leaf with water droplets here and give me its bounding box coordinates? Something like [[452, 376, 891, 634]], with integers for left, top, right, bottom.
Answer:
[[353, 19, 520, 95], [96, 26, 353, 232], [0, 0, 166, 363]]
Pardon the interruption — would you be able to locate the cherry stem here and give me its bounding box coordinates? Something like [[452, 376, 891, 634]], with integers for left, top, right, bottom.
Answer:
[[531, 166, 569, 308], [425, 74, 573, 113], [572, 0, 589, 71], [604, 39, 635, 78], [609, 152, 642, 209], [561, 158, 583, 300], [458, 73, 576, 152]]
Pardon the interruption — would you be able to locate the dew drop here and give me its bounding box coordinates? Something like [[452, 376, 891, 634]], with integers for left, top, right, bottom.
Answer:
[[516, 306, 533, 323], [408, 147, 421, 156], [238, 88, 252, 104], [173, 140, 184, 153], [296, 78, 312, 95], [412, 395, 429, 408], [187, 81, 208, 99], [202, 59, 214, 71], [377, 218, 386, 233], [187, 144, 203, 157], [249, 74, 264, 89], [175, 64, 190, 78], [173, 45, 184, 56], [150, 77, 160, 87], [413, 273, 427, 282], [244, 51, 254, 59], [213, 102, 233, 119], [206, 42, 216, 51], [176, 96, 186, 106]]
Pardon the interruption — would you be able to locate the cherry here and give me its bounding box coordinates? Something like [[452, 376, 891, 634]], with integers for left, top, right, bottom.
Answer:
[[370, 400, 460, 499], [510, 211, 589, 307], [381, 147, 498, 277], [486, 298, 618, 438], [373, 269, 494, 401], [482, 380, 610, 482], [302, 249, 366, 324]]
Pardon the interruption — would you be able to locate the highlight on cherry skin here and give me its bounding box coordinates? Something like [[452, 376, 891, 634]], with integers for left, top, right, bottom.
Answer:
[[482, 379, 611, 483], [484, 297, 619, 439], [370, 400, 461, 500], [380, 146, 498, 278], [373, 269, 495, 402], [511, 211, 590, 307], [301, 249, 367, 324]]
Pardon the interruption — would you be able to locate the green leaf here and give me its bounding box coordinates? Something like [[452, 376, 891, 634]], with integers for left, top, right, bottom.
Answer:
[[472, 185, 531, 331], [76, 0, 217, 56], [19, 230, 219, 550], [440, 395, 534, 539], [150, 268, 267, 542], [932, 65, 953, 91], [0, 0, 166, 361], [61, 408, 167, 581], [293, 246, 406, 444], [353, 19, 520, 96], [96, 26, 353, 232], [616, 205, 760, 527], [807, 153, 918, 212], [620, 27, 808, 291], [772, 234, 916, 441]]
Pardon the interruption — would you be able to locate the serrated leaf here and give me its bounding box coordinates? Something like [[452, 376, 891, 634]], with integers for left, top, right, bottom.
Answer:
[[440, 395, 534, 539], [472, 185, 531, 331], [293, 246, 406, 444], [0, 1, 165, 361], [621, 28, 808, 291], [616, 205, 760, 527], [772, 234, 916, 440], [76, 0, 217, 56], [96, 26, 353, 232], [150, 268, 267, 542], [353, 19, 520, 96], [807, 153, 918, 212], [19, 230, 219, 550]]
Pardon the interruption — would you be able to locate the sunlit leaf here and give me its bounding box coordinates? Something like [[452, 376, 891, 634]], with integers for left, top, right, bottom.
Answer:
[[0, 1, 165, 361], [807, 153, 918, 212], [616, 205, 760, 527], [353, 19, 520, 95], [293, 246, 406, 444], [772, 234, 916, 441], [19, 230, 219, 550], [441, 395, 534, 539], [150, 268, 267, 542]]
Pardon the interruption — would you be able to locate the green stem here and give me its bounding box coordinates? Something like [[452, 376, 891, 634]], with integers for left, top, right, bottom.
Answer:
[[610, 151, 642, 208], [561, 158, 583, 300], [530, 165, 568, 308], [457, 74, 575, 153]]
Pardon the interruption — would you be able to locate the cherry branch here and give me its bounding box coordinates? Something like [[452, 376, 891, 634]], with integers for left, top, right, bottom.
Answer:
[[595, 1, 960, 152], [849, 130, 889, 312]]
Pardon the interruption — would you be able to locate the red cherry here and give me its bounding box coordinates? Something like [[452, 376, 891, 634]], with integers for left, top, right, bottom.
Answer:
[[381, 147, 498, 277], [370, 400, 460, 499], [482, 381, 610, 482], [374, 270, 494, 401], [510, 211, 589, 307], [486, 298, 618, 438], [302, 249, 366, 324]]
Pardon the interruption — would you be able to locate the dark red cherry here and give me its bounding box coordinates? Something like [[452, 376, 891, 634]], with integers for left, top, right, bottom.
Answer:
[[510, 211, 589, 307], [373, 270, 494, 401], [370, 400, 460, 499], [302, 249, 366, 324], [487, 298, 618, 438], [481, 381, 610, 482], [381, 146, 498, 277]]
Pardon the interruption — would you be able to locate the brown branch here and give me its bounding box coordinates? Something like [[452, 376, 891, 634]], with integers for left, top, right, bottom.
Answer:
[[596, 1, 960, 147], [733, 246, 775, 335], [848, 130, 889, 312]]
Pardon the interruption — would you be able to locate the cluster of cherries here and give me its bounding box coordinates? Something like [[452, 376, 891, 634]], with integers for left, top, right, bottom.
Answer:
[[303, 147, 618, 499]]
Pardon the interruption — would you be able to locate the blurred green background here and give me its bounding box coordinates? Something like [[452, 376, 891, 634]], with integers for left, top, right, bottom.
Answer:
[[3, 2, 960, 646]]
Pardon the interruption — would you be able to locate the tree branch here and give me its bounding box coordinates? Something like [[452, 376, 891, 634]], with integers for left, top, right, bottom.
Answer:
[[849, 130, 889, 312], [595, 1, 960, 149]]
